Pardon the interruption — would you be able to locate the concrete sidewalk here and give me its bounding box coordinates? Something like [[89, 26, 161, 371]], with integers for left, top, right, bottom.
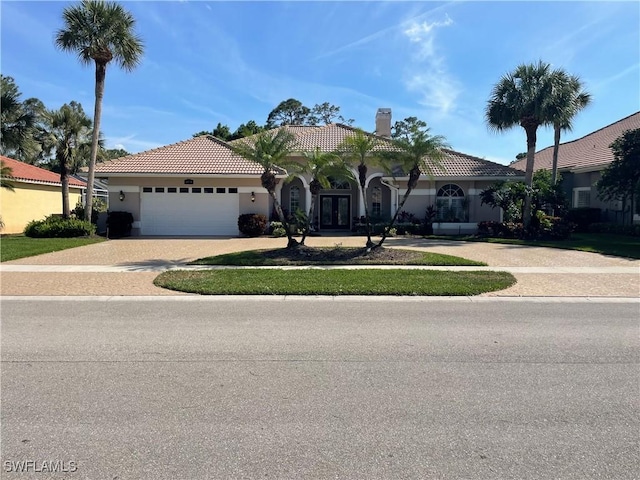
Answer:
[[1, 237, 638, 297]]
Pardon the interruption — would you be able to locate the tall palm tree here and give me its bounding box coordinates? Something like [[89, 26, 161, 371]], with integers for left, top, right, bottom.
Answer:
[[377, 117, 449, 248], [295, 147, 355, 245], [56, 0, 144, 222], [547, 69, 592, 185], [44, 102, 93, 218], [486, 61, 554, 229], [336, 129, 381, 248], [230, 128, 300, 248]]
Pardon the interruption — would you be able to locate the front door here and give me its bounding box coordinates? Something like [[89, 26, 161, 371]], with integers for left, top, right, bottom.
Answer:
[[320, 195, 350, 230]]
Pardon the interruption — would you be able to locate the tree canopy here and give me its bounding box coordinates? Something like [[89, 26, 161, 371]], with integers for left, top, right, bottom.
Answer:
[[597, 128, 640, 224]]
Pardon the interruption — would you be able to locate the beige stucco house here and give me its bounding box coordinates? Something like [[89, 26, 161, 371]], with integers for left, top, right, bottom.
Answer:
[[0, 156, 86, 234], [94, 110, 525, 237], [511, 111, 640, 223]]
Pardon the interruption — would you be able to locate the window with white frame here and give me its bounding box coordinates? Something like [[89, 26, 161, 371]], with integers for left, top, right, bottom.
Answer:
[[573, 188, 591, 208], [290, 186, 300, 213], [372, 186, 382, 217], [436, 184, 466, 222]]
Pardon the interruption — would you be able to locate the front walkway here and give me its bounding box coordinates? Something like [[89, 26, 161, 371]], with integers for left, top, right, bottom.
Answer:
[[1, 237, 638, 297]]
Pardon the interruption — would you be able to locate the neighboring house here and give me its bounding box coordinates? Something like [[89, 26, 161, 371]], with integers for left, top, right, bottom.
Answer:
[[0, 156, 87, 234], [94, 109, 524, 236], [511, 111, 640, 223]]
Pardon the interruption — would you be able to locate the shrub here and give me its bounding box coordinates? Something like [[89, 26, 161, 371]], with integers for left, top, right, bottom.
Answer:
[[107, 211, 134, 238], [24, 215, 95, 238], [536, 214, 574, 240], [566, 208, 601, 233], [237, 213, 267, 237], [272, 227, 286, 237], [589, 222, 640, 236], [72, 199, 107, 225]]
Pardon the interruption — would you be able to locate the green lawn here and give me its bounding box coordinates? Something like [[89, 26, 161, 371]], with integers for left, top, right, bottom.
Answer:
[[0, 235, 105, 262], [154, 269, 516, 296], [463, 233, 640, 259]]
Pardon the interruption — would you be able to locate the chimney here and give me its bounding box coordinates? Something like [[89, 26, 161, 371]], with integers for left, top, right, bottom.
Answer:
[[375, 108, 392, 138]]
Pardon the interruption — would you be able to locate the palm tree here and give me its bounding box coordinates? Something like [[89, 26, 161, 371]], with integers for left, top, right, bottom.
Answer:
[[295, 148, 355, 245], [230, 128, 300, 248], [43, 102, 93, 218], [0, 160, 14, 231], [376, 117, 449, 248], [55, 0, 144, 222], [0, 75, 41, 162], [1, 160, 15, 191], [336, 129, 381, 248], [486, 60, 554, 230], [547, 69, 592, 185]]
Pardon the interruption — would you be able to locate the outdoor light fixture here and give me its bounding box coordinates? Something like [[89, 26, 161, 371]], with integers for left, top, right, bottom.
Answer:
[[251, 192, 255, 202], [119, 190, 125, 201]]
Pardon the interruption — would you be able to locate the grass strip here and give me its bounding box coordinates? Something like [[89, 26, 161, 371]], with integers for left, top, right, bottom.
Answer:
[[154, 269, 516, 296], [0, 235, 106, 262]]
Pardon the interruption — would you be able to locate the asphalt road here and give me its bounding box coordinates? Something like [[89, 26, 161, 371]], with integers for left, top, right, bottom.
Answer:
[[1, 298, 638, 480]]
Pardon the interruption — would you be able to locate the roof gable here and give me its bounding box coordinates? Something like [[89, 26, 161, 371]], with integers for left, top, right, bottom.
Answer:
[[511, 111, 640, 172], [1, 156, 86, 188]]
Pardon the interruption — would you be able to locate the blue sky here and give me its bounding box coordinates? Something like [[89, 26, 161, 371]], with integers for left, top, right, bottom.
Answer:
[[2, 1, 638, 165]]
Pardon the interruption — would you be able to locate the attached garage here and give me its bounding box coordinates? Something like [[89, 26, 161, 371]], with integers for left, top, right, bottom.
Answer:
[[140, 186, 239, 236]]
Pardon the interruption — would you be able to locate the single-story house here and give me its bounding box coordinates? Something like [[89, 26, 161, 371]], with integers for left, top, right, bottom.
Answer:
[[511, 111, 640, 222], [0, 155, 87, 234], [94, 109, 525, 237]]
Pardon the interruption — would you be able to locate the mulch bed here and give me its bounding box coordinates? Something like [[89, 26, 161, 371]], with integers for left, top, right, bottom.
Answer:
[[259, 245, 425, 264]]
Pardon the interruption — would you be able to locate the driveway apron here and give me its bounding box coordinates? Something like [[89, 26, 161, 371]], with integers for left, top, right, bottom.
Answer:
[[1, 237, 638, 297]]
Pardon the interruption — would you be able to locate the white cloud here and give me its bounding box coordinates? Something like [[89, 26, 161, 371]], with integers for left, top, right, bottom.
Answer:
[[401, 14, 458, 115], [403, 15, 453, 58]]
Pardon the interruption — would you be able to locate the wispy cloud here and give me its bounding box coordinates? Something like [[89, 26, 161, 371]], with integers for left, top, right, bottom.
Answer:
[[592, 62, 640, 91], [313, 2, 453, 61], [106, 135, 163, 152], [401, 14, 459, 115]]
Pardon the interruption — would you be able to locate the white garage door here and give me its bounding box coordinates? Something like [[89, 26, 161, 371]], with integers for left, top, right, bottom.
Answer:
[[141, 186, 239, 236]]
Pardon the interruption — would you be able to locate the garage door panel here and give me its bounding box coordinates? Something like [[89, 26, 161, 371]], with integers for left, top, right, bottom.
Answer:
[[141, 190, 239, 236]]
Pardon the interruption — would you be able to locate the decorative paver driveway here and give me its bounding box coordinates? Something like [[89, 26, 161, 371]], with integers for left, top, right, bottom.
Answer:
[[1, 237, 638, 297]]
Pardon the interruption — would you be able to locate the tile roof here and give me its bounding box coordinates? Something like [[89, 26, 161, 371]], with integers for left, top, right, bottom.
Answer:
[[0, 156, 87, 188], [423, 149, 525, 177], [94, 135, 276, 175], [511, 111, 640, 172], [93, 124, 523, 178]]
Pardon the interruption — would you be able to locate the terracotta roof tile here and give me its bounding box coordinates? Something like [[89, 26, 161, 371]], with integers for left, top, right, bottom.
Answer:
[[511, 111, 640, 172], [95, 135, 269, 175], [424, 149, 525, 177], [0, 156, 86, 187]]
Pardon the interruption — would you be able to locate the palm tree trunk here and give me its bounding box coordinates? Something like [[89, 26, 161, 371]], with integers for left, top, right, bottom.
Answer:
[[60, 159, 70, 218], [85, 62, 106, 222], [551, 123, 561, 185], [269, 189, 298, 248], [522, 123, 538, 232], [376, 166, 420, 248], [357, 163, 374, 248], [300, 194, 316, 245]]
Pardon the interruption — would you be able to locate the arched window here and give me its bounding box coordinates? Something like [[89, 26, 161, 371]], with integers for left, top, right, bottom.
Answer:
[[290, 186, 300, 213], [436, 184, 466, 221], [328, 178, 351, 189]]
